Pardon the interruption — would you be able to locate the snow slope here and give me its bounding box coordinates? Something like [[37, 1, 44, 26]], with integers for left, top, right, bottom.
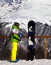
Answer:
[[0, 59, 51, 65], [0, 0, 51, 25]]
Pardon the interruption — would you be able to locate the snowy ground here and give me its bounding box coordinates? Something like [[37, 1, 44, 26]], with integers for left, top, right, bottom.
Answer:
[[0, 59, 51, 65]]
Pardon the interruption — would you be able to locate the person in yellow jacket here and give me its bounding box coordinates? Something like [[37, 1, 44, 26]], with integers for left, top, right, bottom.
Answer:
[[10, 22, 20, 62]]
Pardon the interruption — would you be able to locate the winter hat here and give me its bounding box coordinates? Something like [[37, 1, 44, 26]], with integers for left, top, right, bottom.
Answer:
[[12, 22, 19, 29]]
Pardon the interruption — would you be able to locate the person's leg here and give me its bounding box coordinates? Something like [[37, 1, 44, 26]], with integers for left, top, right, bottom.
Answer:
[[10, 42, 18, 61]]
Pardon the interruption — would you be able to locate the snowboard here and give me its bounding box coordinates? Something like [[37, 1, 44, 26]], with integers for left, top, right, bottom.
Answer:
[[27, 20, 35, 60]]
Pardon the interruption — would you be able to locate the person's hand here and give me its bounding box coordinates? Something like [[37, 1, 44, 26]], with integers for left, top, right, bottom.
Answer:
[[19, 33, 23, 37]]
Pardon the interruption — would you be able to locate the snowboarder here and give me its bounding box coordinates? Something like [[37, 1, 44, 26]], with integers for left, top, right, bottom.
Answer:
[[27, 20, 35, 60], [10, 22, 20, 62]]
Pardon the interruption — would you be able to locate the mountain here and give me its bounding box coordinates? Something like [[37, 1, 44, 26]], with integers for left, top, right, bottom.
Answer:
[[0, 0, 13, 5], [0, 0, 51, 26]]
